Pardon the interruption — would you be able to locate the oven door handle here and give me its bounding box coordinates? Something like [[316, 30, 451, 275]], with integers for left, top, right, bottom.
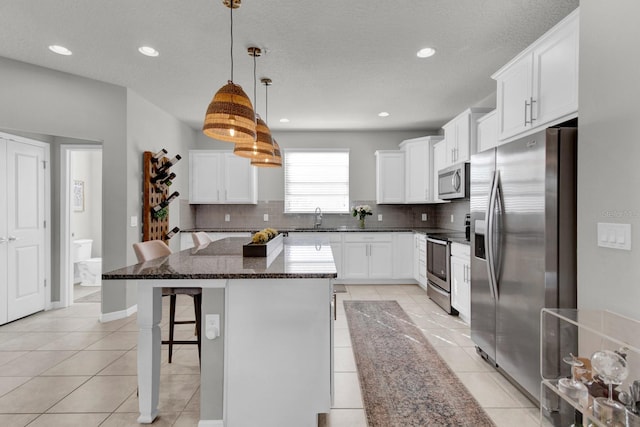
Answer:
[[426, 237, 447, 246]]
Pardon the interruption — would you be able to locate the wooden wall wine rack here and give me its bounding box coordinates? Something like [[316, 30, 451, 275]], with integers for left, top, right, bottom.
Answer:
[[142, 151, 169, 242]]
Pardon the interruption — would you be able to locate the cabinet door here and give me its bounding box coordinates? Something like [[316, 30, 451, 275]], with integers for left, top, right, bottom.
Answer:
[[477, 110, 499, 153], [342, 242, 368, 279], [531, 14, 579, 128], [412, 234, 420, 282], [189, 151, 222, 203], [368, 242, 393, 279], [0, 141, 6, 324], [376, 151, 405, 204], [442, 123, 456, 167], [455, 115, 471, 163], [432, 141, 447, 202], [404, 142, 430, 203], [392, 233, 413, 279], [496, 53, 533, 140], [224, 153, 257, 204], [450, 255, 465, 312]]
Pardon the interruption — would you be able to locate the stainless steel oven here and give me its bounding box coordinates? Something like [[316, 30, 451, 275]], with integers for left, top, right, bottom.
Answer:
[[426, 235, 457, 315]]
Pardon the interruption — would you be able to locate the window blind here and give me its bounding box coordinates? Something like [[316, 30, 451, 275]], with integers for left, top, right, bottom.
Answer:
[[284, 149, 349, 213]]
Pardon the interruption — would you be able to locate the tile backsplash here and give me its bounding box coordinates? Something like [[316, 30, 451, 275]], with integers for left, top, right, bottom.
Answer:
[[182, 199, 470, 231]]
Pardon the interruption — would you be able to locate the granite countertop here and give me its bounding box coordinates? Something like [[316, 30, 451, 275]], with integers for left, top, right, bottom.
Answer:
[[181, 226, 457, 234], [102, 236, 337, 280]]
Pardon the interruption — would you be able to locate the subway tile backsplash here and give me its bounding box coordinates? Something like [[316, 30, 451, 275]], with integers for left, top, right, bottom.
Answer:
[[183, 199, 470, 231]]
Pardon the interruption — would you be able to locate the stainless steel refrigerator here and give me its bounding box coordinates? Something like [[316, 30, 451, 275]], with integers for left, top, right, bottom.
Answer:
[[470, 125, 577, 403]]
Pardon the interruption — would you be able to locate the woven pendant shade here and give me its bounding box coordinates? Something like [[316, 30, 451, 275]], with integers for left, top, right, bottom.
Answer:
[[203, 81, 256, 143], [251, 139, 282, 167], [233, 116, 275, 159]]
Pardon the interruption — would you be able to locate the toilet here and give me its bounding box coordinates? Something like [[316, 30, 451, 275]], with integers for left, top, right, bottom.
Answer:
[[73, 239, 102, 286]]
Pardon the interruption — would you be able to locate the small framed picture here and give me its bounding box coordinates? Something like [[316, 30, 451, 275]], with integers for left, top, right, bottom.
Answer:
[[73, 180, 85, 212]]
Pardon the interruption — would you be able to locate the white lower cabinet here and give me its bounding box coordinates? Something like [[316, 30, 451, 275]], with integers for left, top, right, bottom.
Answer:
[[450, 242, 471, 324], [342, 233, 393, 280], [392, 233, 414, 279], [413, 233, 427, 289]]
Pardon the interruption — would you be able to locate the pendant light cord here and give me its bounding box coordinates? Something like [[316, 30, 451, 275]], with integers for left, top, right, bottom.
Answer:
[[230, 1, 234, 81], [265, 82, 269, 124], [253, 52, 257, 122]]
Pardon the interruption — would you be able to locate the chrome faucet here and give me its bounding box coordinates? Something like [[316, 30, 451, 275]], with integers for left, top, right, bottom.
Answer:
[[314, 207, 323, 229]]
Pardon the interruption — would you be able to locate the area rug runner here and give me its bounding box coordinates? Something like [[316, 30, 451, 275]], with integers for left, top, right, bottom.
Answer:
[[344, 300, 495, 427]]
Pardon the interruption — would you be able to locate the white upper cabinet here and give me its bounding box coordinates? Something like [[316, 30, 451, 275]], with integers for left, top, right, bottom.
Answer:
[[476, 109, 499, 153], [189, 150, 257, 204], [493, 8, 579, 141], [375, 150, 405, 204], [400, 136, 443, 204], [432, 140, 448, 202], [442, 108, 493, 168]]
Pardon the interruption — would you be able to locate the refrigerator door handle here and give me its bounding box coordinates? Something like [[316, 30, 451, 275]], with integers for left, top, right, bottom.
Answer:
[[486, 170, 500, 300]]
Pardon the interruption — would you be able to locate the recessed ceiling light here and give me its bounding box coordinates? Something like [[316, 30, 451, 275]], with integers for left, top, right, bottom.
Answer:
[[49, 45, 72, 56], [138, 46, 159, 57], [378, 112, 390, 117], [279, 118, 290, 123], [416, 47, 436, 58]]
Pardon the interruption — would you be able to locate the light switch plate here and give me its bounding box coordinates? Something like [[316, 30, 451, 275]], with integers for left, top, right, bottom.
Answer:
[[450, 214, 454, 223], [224, 214, 230, 222], [421, 213, 427, 221], [263, 213, 269, 222], [597, 222, 631, 250], [130, 216, 138, 227]]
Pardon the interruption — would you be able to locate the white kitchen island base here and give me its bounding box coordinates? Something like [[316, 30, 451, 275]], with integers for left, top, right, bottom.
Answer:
[[136, 277, 332, 427]]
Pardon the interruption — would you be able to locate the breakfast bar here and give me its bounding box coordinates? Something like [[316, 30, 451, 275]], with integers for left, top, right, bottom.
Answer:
[[102, 235, 337, 427]]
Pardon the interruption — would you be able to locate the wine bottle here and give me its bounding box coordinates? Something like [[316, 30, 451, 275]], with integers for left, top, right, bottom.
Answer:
[[151, 172, 176, 186], [151, 191, 180, 214], [150, 148, 168, 163], [155, 154, 181, 174], [156, 178, 173, 193], [165, 226, 180, 239]]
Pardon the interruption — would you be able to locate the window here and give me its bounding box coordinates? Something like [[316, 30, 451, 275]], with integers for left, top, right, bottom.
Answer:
[[284, 149, 349, 213]]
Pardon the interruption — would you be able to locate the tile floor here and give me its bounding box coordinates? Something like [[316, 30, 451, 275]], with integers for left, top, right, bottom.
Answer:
[[0, 284, 541, 426]]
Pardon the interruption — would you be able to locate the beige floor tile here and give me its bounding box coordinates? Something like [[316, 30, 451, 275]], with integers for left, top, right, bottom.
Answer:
[[421, 328, 461, 347], [183, 387, 200, 412], [0, 350, 77, 376], [37, 331, 111, 351], [488, 372, 537, 408], [84, 331, 138, 350], [101, 411, 179, 426], [0, 376, 89, 413], [116, 374, 199, 413], [0, 376, 31, 397], [333, 372, 363, 409], [160, 348, 200, 375], [433, 346, 492, 372], [454, 372, 522, 408], [173, 411, 200, 426], [27, 413, 110, 427], [0, 332, 69, 351], [0, 413, 39, 426], [324, 408, 367, 427], [42, 350, 126, 376], [45, 303, 101, 318], [333, 328, 352, 347], [334, 347, 357, 372], [484, 408, 540, 427], [99, 349, 138, 375], [48, 375, 137, 413], [0, 351, 28, 367], [30, 317, 100, 333], [79, 317, 133, 332]]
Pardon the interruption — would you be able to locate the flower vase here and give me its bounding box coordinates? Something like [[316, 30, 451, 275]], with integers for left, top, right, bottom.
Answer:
[[359, 218, 365, 229]]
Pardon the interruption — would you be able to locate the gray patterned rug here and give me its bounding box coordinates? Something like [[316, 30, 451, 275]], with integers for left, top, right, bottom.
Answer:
[[344, 300, 495, 427]]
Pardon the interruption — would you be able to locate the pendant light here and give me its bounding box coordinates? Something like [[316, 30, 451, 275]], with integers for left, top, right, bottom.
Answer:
[[252, 78, 282, 167], [234, 47, 276, 160], [202, 0, 256, 144]]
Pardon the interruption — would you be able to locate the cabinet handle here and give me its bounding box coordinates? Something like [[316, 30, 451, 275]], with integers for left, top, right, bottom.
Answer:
[[524, 99, 530, 125], [8, 236, 17, 241], [530, 97, 536, 122], [0, 237, 6, 243], [217, 190, 220, 201]]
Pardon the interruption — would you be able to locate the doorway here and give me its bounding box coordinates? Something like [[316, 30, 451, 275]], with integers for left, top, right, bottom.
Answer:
[[60, 145, 103, 307]]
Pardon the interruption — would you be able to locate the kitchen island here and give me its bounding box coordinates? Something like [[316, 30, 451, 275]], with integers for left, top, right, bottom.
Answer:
[[103, 236, 337, 427]]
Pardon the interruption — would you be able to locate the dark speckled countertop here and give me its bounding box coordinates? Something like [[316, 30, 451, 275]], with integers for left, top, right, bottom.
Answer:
[[102, 236, 337, 280]]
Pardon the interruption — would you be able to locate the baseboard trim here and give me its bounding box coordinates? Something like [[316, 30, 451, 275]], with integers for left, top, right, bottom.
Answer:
[[100, 304, 138, 323], [198, 420, 224, 427], [333, 279, 419, 285]]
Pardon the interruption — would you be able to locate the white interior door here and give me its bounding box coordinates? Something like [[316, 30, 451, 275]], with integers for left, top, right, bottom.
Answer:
[[6, 139, 46, 322], [0, 141, 7, 324]]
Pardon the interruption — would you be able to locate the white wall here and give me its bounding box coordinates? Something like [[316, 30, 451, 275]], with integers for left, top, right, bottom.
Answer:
[[577, 1, 640, 320], [194, 129, 436, 201]]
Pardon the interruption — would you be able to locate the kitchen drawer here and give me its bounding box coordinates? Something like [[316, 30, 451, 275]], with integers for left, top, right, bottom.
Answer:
[[451, 242, 470, 257], [343, 233, 392, 243]]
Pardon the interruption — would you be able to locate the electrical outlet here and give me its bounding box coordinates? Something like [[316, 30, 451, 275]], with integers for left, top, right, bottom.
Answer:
[[263, 213, 269, 222], [421, 213, 427, 221], [450, 214, 454, 223], [377, 214, 383, 222], [130, 216, 138, 227], [224, 214, 230, 222]]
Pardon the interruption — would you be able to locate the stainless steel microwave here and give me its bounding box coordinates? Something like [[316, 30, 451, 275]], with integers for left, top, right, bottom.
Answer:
[[438, 162, 469, 200]]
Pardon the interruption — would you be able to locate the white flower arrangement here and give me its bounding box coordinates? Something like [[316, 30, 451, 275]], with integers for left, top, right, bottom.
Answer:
[[351, 204, 373, 220]]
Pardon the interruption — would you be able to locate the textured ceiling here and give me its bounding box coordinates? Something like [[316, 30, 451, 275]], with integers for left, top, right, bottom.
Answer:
[[0, 0, 579, 132]]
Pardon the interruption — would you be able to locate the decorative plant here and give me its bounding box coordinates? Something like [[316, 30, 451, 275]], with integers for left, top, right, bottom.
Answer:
[[351, 205, 373, 220], [251, 228, 279, 244]]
